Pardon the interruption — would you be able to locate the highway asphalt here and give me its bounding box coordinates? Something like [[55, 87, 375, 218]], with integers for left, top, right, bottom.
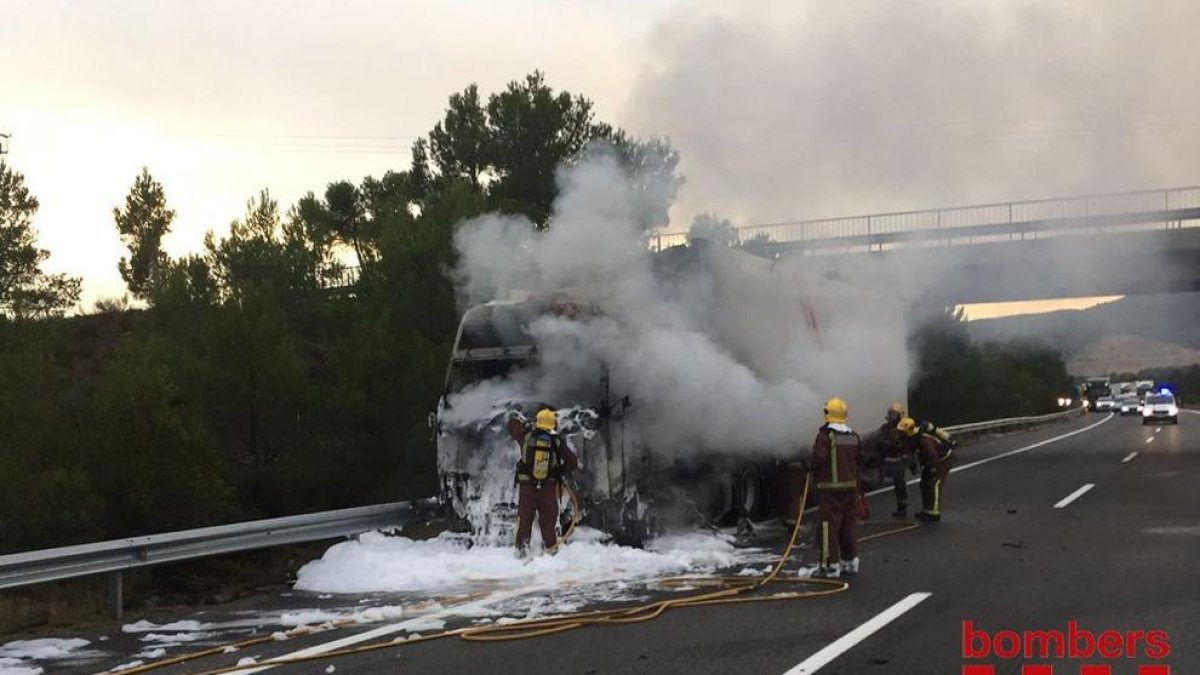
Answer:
[[61, 410, 1199, 674]]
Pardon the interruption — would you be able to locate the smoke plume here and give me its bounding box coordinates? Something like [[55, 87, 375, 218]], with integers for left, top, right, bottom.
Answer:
[[445, 148, 907, 457], [626, 0, 1200, 226]]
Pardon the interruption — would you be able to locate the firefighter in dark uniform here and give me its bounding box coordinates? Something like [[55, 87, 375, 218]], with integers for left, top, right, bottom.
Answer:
[[877, 402, 914, 518], [507, 408, 579, 556], [806, 397, 863, 579], [898, 416, 955, 522]]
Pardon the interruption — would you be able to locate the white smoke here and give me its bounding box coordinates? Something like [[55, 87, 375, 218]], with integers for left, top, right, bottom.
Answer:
[[445, 148, 906, 457], [627, 0, 1200, 225]]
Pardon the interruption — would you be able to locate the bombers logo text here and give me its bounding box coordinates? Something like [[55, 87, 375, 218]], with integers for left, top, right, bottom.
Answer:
[[962, 620, 1171, 674]]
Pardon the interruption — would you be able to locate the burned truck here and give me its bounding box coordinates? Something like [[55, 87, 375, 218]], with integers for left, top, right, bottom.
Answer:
[[433, 241, 908, 544]]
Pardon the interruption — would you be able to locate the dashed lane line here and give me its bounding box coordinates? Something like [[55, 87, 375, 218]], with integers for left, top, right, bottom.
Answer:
[[1121, 452, 1138, 463], [1054, 483, 1096, 509], [1145, 436, 1155, 444], [780, 593, 932, 675]]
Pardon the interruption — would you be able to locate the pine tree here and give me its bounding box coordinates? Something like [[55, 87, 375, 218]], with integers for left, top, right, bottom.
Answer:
[[114, 167, 175, 300]]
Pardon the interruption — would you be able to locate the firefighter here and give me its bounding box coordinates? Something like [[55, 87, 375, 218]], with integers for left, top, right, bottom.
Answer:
[[507, 407, 579, 557], [897, 416, 955, 522], [877, 402, 914, 519], [804, 397, 863, 579]]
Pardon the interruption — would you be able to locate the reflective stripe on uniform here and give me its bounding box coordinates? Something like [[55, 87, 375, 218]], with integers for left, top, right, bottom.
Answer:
[[931, 478, 942, 516], [817, 480, 858, 491], [829, 431, 839, 487], [821, 521, 830, 566]]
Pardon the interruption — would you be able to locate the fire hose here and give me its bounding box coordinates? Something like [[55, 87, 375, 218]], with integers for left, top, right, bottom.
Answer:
[[120, 477, 917, 675]]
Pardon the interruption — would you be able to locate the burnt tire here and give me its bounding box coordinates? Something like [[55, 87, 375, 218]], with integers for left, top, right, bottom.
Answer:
[[735, 466, 769, 521]]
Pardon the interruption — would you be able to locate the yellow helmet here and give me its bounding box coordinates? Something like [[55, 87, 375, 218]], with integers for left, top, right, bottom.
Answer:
[[823, 397, 848, 423], [535, 408, 557, 431], [898, 417, 918, 436]]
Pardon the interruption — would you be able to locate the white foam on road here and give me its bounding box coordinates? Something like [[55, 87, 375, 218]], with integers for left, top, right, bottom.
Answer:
[[0, 639, 90, 661], [0, 637, 96, 674], [295, 527, 752, 595], [0, 658, 43, 675], [122, 619, 214, 634]]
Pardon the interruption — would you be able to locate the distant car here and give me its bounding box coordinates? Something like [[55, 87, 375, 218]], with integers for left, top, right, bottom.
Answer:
[[1142, 392, 1179, 425], [1094, 396, 1116, 412], [1117, 395, 1142, 416]]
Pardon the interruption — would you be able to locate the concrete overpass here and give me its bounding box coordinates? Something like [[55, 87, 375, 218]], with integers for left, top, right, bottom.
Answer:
[[651, 186, 1200, 303]]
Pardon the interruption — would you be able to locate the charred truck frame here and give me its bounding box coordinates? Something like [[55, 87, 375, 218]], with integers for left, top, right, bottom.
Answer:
[[433, 242, 908, 545]]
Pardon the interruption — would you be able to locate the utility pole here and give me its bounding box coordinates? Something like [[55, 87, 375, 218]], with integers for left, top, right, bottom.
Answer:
[[0, 132, 9, 156]]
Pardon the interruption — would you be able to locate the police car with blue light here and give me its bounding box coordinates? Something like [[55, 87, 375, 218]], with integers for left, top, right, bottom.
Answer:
[[1142, 389, 1179, 425]]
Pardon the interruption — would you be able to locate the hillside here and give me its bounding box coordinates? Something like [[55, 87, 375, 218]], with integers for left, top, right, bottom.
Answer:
[[967, 292, 1200, 365], [1066, 335, 1200, 376]]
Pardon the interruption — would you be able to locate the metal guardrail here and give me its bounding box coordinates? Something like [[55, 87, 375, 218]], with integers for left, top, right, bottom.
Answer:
[[649, 185, 1200, 254], [943, 405, 1088, 440], [0, 409, 1082, 587], [0, 407, 1086, 617], [0, 499, 435, 618]]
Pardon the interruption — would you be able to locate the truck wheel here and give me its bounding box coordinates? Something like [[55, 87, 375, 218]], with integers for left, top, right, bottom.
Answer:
[[736, 466, 768, 521]]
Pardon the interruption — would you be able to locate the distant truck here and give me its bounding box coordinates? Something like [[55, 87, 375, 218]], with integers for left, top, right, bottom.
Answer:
[[1082, 377, 1112, 411], [432, 241, 908, 544]]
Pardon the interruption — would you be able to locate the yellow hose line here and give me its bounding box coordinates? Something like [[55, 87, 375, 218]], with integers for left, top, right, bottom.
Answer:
[[175, 476, 923, 675]]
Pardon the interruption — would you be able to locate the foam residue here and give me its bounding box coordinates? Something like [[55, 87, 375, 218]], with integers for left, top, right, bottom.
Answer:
[[295, 528, 755, 595]]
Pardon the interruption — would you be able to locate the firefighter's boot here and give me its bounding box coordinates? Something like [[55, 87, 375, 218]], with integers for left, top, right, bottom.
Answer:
[[840, 557, 860, 576]]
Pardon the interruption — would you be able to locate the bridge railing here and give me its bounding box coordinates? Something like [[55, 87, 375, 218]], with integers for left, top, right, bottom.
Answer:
[[648, 186, 1200, 254]]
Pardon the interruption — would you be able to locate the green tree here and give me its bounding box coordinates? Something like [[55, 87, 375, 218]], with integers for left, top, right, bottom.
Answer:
[[114, 168, 175, 300], [0, 161, 81, 317], [485, 71, 611, 222], [608, 133, 684, 231], [205, 190, 320, 300], [408, 137, 432, 203], [909, 306, 1073, 423], [429, 84, 488, 189], [89, 334, 233, 534], [688, 212, 738, 247], [0, 322, 103, 552]]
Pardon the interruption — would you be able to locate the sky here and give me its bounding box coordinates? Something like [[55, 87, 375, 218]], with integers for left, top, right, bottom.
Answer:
[[4, 0, 1200, 312]]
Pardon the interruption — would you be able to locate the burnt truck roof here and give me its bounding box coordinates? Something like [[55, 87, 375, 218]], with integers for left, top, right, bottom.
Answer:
[[454, 242, 737, 356]]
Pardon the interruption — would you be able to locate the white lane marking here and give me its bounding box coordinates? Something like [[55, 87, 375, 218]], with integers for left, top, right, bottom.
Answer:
[[947, 414, 1114, 475], [1054, 483, 1096, 509], [225, 587, 531, 674], [1145, 436, 1155, 444], [1121, 452, 1138, 463], [1155, 427, 1162, 433], [781, 593, 932, 674], [857, 413, 1114, 502]]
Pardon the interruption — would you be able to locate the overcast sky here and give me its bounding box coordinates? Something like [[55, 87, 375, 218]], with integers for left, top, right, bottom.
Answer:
[[5, 0, 1200, 309]]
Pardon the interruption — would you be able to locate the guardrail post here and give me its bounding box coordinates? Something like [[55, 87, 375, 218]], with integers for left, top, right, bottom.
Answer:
[[107, 571, 123, 621]]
